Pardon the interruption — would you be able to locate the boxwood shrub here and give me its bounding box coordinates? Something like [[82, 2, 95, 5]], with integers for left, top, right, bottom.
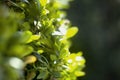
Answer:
[[0, 0, 85, 80]]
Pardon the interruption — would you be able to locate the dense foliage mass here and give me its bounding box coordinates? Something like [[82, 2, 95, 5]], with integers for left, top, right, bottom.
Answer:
[[0, 0, 85, 80]]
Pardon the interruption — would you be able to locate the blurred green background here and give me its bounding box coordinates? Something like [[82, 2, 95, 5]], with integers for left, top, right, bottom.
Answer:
[[67, 0, 120, 80]]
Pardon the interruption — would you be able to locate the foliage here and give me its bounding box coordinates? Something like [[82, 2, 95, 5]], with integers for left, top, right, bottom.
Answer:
[[0, 0, 85, 80]]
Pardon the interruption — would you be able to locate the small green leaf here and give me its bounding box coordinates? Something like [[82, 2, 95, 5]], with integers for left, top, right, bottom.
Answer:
[[59, 48, 69, 59], [53, 71, 61, 78], [50, 55, 57, 61], [66, 27, 78, 39], [37, 70, 49, 79], [41, 9, 49, 15], [37, 49, 44, 54], [74, 71, 85, 77], [27, 35, 40, 43], [40, 0, 47, 6], [21, 31, 32, 43]]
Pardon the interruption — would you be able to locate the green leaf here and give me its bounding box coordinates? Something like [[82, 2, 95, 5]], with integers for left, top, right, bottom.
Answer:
[[22, 22, 30, 30], [21, 31, 32, 43], [41, 9, 49, 15], [50, 55, 57, 61], [37, 70, 49, 79], [40, 0, 47, 7], [27, 35, 40, 43], [8, 45, 33, 57], [53, 71, 61, 78], [59, 48, 69, 59], [66, 27, 78, 39], [74, 71, 85, 77], [9, 31, 32, 44]]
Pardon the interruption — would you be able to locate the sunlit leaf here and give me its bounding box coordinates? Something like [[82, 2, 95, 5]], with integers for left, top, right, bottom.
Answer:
[[66, 27, 78, 38], [37, 49, 44, 54], [40, 0, 47, 6], [27, 35, 40, 43], [74, 71, 85, 77], [21, 31, 32, 43], [41, 9, 49, 15]]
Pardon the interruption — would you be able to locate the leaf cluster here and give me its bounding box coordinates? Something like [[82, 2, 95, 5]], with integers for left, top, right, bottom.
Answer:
[[0, 0, 85, 80]]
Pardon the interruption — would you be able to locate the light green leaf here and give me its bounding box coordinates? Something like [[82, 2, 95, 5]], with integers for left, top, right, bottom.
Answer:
[[66, 27, 78, 39], [59, 48, 69, 59], [21, 31, 32, 43], [50, 55, 57, 61], [27, 35, 40, 43], [41, 9, 49, 15], [8, 45, 33, 58], [74, 71, 85, 77], [40, 0, 47, 6]]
